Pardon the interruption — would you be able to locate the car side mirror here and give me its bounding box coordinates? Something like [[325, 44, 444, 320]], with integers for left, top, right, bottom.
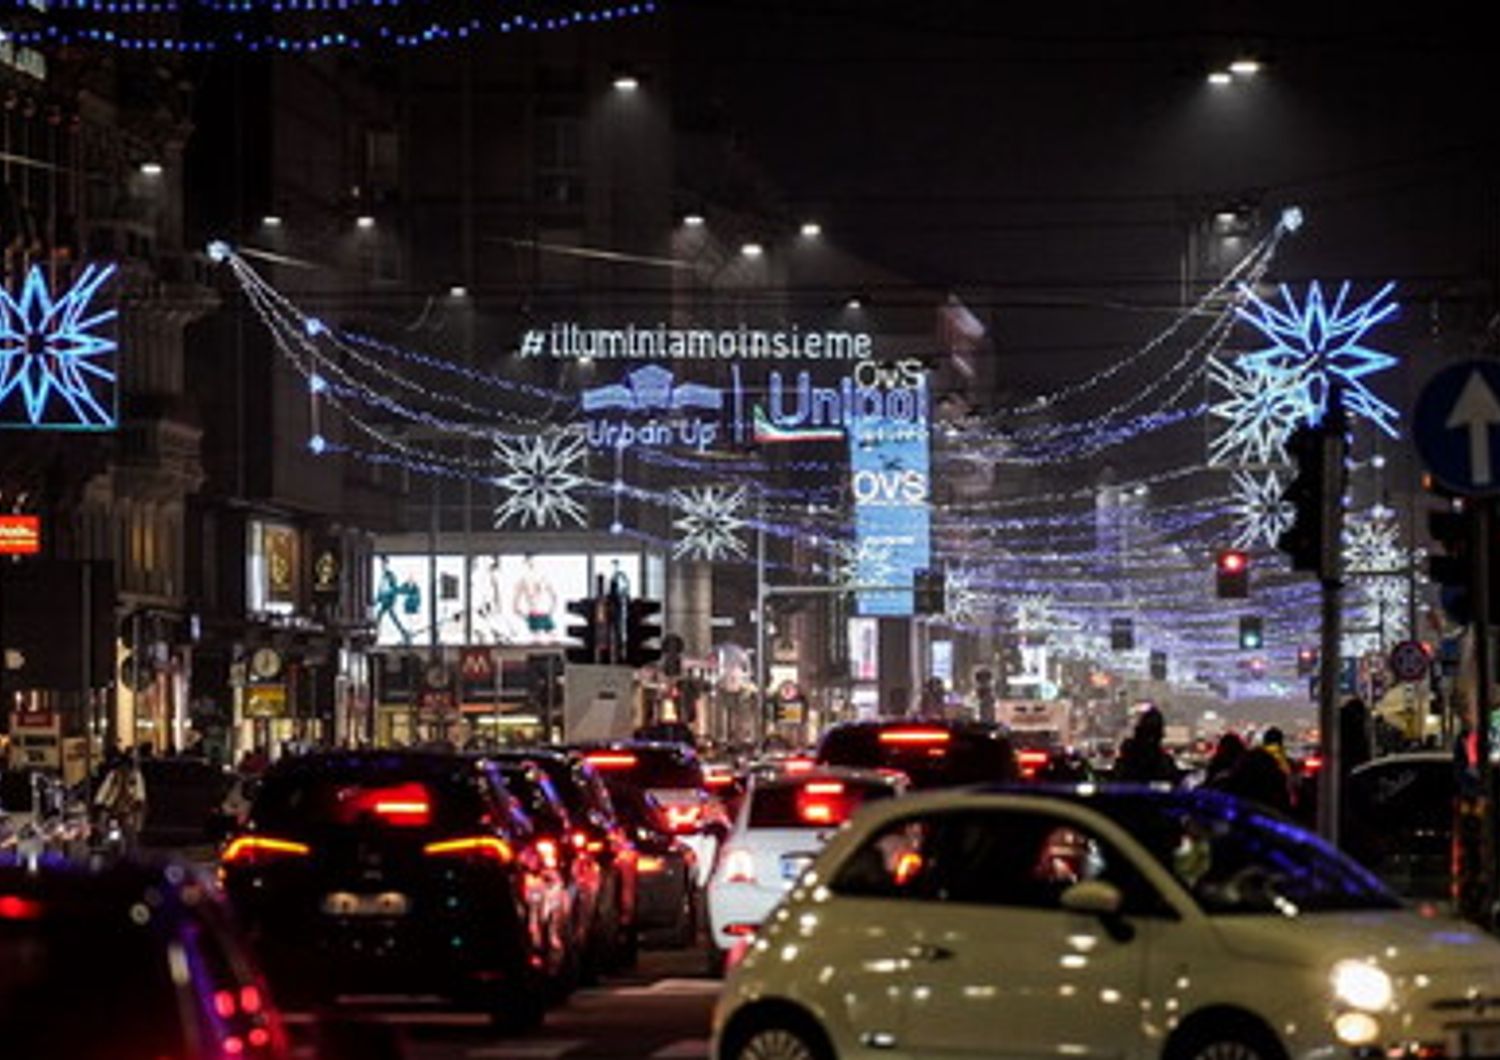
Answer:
[[1059, 880, 1122, 916]]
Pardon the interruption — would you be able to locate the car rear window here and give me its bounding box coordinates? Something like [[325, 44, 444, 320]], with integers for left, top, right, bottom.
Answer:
[[749, 778, 896, 828], [253, 763, 485, 832], [817, 725, 1016, 788]]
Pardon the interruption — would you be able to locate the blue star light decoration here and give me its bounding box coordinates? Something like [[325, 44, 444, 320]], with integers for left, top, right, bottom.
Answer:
[[672, 485, 749, 562], [1207, 354, 1312, 467], [1235, 280, 1400, 437], [0, 263, 119, 430], [1228, 469, 1292, 549]]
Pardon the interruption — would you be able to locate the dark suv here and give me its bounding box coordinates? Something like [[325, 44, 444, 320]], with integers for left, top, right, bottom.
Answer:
[[815, 720, 1019, 789], [221, 751, 569, 1029]]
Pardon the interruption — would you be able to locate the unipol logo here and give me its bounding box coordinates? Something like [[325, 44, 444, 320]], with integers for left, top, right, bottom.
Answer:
[[852, 468, 928, 506]]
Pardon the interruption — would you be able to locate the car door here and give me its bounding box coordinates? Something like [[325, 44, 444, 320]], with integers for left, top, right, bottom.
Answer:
[[837, 807, 1150, 1059]]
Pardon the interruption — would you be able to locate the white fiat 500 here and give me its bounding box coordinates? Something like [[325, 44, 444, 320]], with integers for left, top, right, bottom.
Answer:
[[712, 786, 1500, 1060], [707, 768, 905, 971]]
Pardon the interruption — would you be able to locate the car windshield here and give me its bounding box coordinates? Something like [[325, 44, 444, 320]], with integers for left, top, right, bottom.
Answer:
[[1095, 793, 1400, 914], [252, 759, 485, 833], [817, 725, 1016, 788]]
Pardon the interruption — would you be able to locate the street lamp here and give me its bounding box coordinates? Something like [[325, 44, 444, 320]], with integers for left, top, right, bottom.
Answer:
[[139, 161, 163, 176], [740, 242, 764, 259], [682, 213, 705, 228], [262, 215, 283, 228], [355, 215, 376, 230], [1206, 71, 1233, 86], [1229, 59, 1261, 77], [612, 74, 640, 92], [799, 221, 822, 238]]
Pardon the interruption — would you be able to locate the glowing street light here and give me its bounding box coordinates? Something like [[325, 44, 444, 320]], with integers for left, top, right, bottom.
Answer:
[[1207, 70, 1233, 86], [355, 215, 376, 230], [612, 74, 640, 92], [799, 221, 822, 238], [139, 161, 163, 176], [740, 242, 764, 259], [1229, 59, 1262, 77], [262, 215, 283, 228], [682, 213, 705, 228]]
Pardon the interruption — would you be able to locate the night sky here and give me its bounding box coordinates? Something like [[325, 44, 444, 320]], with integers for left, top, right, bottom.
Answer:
[[674, 1, 1500, 400]]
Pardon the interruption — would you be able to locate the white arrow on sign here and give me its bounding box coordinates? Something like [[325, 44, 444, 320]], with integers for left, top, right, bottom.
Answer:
[[1446, 370, 1500, 486]]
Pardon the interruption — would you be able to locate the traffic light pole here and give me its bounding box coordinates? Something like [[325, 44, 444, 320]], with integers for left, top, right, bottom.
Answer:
[[1315, 391, 1348, 847], [1470, 500, 1496, 925]]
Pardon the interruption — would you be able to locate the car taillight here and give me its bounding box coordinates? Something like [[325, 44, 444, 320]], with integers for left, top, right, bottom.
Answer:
[[360, 782, 432, 827], [705, 772, 735, 791], [0, 894, 43, 920], [222, 836, 311, 866], [535, 837, 561, 870], [783, 757, 815, 774], [637, 854, 667, 874], [893, 850, 924, 886], [584, 752, 639, 771], [879, 727, 951, 745], [1303, 754, 1324, 773], [423, 836, 515, 864], [661, 803, 702, 834], [1017, 750, 1049, 778]]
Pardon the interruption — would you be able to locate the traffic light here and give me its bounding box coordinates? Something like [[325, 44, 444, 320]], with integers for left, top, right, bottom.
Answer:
[[565, 596, 603, 665], [624, 598, 663, 668], [914, 568, 946, 615], [1427, 506, 1472, 625], [1110, 617, 1134, 651], [1238, 615, 1264, 651], [1279, 425, 1325, 573], [1215, 549, 1249, 598]]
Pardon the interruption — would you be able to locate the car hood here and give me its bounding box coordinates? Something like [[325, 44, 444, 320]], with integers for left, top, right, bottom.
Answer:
[[1212, 909, 1500, 973]]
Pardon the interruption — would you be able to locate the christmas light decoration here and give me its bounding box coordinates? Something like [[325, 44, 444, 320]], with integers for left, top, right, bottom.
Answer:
[[492, 429, 589, 529], [1235, 280, 1401, 437], [671, 485, 749, 562], [0, 263, 118, 430], [1227, 469, 1292, 549], [5, 1, 660, 53], [1206, 354, 1312, 466], [832, 537, 896, 589]]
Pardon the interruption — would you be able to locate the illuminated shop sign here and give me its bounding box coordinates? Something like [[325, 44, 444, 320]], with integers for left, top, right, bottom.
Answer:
[[581, 357, 928, 453], [524, 322, 873, 361], [0, 514, 41, 555], [849, 371, 931, 617]]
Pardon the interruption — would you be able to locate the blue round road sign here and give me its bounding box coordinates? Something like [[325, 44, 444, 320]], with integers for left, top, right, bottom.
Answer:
[[1414, 360, 1500, 496]]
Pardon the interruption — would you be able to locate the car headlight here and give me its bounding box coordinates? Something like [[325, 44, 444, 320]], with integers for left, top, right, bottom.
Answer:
[[1331, 959, 1394, 1012]]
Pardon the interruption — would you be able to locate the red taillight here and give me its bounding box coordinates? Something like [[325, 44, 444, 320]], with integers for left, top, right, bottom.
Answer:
[[535, 838, 561, 870], [724, 921, 759, 936], [705, 772, 735, 790], [804, 781, 845, 795], [214, 989, 237, 1019], [247, 1028, 270, 1049], [879, 728, 951, 746], [637, 854, 666, 874], [0, 894, 43, 920], [893, 850, 924, 885], [661, 803, 703, 834], [584, 752, 639, 770], [239, 986, 262, 1015], [222, 836, 311, 866], [223, 1035, 245, 1056], [357, 782, 432, 827], [1303, 754, 1324, 773], [799, 801, 837, 824], [1018, 750, 1050, 778], [423, 836, 514, 864]]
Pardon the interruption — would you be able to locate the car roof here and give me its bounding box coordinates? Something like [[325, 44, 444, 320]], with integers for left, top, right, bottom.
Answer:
[[750, 765, 900, 790]]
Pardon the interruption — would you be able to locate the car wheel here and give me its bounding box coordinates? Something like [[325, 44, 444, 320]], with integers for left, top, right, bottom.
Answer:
[[1168, 1021, 1286, 1060], [726, 1020, 832, 1060]]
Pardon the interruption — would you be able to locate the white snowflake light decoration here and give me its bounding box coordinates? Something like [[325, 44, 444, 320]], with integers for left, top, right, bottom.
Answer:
[[492, 429, 589, 528], [1207, 354, 1313, 466], [1014, 593, 1054, 635], [832, 538, 896, 589], [1228, 469, 1292, 549], [944, 568, 982, 624], [1235, 280, 1400, 437], [1344, 512, 1405, 576], [0, 263, 118, 428], [672, 485, 748, 562]]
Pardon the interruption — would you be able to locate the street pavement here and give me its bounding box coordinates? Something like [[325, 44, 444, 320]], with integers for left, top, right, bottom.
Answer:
[[284, 949, 719, 1060]]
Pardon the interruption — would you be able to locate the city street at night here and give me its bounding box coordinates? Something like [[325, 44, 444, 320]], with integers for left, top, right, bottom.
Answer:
[[7, 3, 1500, 1059]]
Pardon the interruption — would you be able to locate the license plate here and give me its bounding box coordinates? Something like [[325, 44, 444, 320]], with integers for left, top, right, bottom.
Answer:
[[1449, 1023, 1500, 1058], [322, 891, 410, 917], [780, 855, 813, 881]]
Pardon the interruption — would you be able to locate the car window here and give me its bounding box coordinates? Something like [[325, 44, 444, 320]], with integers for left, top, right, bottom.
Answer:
[[832, 810, 1163, 914]]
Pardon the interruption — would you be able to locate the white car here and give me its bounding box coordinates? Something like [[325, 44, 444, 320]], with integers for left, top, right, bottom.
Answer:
[[707, 768, 905, 971], [713, 785, 1500, 1060]]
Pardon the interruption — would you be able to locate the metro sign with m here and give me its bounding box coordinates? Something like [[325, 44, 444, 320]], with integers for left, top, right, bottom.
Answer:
[[0, 515, 40, 555]]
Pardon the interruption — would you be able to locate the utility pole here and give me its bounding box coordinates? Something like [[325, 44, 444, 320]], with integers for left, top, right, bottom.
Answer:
[[1315, 390, 1349, 846]]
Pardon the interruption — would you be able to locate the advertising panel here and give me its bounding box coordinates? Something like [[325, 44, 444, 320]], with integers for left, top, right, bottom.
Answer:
[[849, 617, 880, 681], [373, 555, 466, 647], [849, 360, 931, 616], [469, 553, 589, 646]]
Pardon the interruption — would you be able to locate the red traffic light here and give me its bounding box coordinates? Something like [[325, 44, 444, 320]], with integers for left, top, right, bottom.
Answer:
[[1217, 549, 1248, 574]]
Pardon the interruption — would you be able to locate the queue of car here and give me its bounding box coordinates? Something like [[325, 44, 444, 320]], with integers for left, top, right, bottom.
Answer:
[[5, 716, 1495, 1060]]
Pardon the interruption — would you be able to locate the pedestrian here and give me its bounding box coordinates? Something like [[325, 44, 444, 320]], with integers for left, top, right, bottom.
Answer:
[[1221, 747, 1294, 815], [1112, 706, 1180, 784], [1203, 732, 1246, 790], [94, 751, 147, 851]]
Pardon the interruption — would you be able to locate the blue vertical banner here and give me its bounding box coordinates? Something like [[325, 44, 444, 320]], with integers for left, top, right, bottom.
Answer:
[[848, 363, 931, 616]]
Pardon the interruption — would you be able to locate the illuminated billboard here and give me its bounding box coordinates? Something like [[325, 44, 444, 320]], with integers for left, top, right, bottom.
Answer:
[[848, 360, 930, 616], [375, 552, 644, 648]]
